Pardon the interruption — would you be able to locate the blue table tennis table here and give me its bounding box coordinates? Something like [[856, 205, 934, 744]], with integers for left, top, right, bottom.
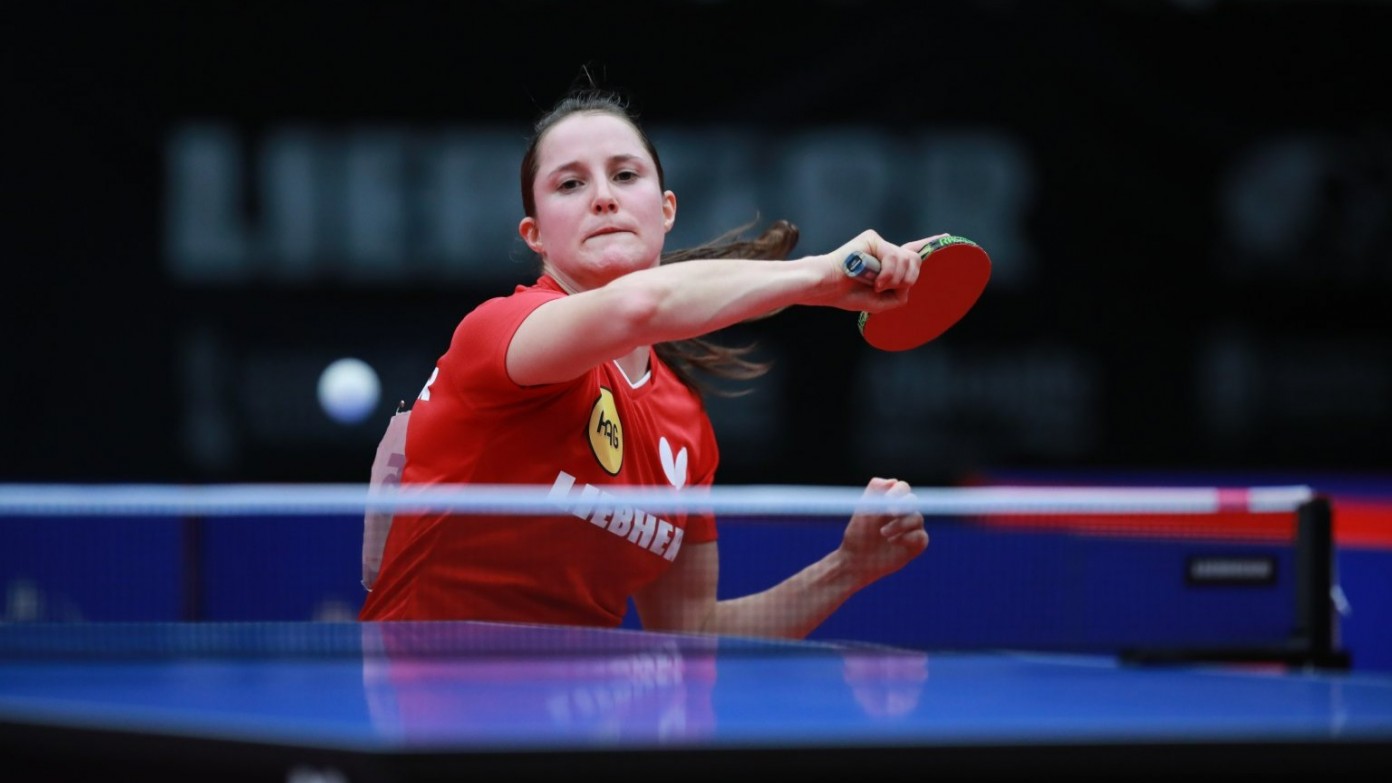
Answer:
[[2, 620, 1390, 781]]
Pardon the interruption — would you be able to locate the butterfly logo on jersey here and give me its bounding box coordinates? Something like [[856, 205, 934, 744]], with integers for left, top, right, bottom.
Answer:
[[659, 436, 687, 489], [587, 387, 623, 475]]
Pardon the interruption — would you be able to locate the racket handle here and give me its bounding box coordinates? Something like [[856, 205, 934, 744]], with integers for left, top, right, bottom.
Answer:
[[842, 251, 880, 282], [845, 238, 960, 282]]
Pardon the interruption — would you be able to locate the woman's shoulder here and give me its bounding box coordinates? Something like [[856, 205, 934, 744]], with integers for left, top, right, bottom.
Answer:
[[444, 277, 565, 358], [465, 276, 564, 319]]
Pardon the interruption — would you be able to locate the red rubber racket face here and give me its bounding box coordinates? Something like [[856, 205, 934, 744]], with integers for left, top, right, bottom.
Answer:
[[857, 235, 991, 351]]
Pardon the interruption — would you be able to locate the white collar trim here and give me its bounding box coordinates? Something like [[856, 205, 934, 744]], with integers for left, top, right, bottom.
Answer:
[[613, 360, 651, 389]]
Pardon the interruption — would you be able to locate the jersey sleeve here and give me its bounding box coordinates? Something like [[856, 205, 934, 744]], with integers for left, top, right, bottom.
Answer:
[[441, 287, 561, 402]]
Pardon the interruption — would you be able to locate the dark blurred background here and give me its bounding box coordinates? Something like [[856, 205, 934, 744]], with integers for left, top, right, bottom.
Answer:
[[4, 0, 1389, 487]]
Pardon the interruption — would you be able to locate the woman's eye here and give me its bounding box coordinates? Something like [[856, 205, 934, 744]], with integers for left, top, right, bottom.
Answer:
[[614, 170, 638, 182], [559, 178, 582, 191]]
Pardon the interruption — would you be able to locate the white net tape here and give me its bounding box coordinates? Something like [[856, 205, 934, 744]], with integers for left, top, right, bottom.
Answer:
[[0, 483, 1315, 517]]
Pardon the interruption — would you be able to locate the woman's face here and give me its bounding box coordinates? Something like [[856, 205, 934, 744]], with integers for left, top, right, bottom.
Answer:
[[519, 111, 676, 291]]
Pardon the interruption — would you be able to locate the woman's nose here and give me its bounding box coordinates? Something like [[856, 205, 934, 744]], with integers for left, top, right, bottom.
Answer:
[[591, 183, 618, 213]]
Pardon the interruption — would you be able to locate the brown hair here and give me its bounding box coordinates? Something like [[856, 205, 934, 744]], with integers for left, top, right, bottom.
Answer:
[[521, 85, 797, 398]]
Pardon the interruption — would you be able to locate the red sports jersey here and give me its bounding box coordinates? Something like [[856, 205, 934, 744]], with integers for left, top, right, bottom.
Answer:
[[359, 275, 720, 626]]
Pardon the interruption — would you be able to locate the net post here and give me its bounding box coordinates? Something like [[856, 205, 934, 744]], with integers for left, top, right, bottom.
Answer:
[[1291, 495, 1349, 670]]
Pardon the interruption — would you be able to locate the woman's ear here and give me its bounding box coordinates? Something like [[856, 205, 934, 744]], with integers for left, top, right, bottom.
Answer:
[[662, 190, 677, 233], [519, 217, 544, 254]]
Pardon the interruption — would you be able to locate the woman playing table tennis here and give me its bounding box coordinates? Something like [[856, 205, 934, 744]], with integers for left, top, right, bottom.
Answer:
[[359, 82, 933, 638]]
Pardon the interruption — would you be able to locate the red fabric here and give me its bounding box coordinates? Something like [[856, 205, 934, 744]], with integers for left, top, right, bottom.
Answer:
[[360, 276, 719, 625]]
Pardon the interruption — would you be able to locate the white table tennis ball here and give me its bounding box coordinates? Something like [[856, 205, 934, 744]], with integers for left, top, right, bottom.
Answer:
[[318, 357, 380, 424]]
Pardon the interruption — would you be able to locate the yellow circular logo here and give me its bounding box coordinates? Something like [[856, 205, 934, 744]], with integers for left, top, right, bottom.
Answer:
[[587, 387, 623, 475]]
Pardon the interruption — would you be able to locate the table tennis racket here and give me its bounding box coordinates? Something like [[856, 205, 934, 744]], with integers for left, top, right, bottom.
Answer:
[[842, 234, 991, 351]]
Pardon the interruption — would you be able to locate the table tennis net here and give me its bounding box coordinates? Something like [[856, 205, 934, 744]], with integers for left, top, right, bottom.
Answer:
[[0, 482, 1346, 667]]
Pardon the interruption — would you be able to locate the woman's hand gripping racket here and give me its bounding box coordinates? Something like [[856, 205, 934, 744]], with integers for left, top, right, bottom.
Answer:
[[842, 234, 991, 351]]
